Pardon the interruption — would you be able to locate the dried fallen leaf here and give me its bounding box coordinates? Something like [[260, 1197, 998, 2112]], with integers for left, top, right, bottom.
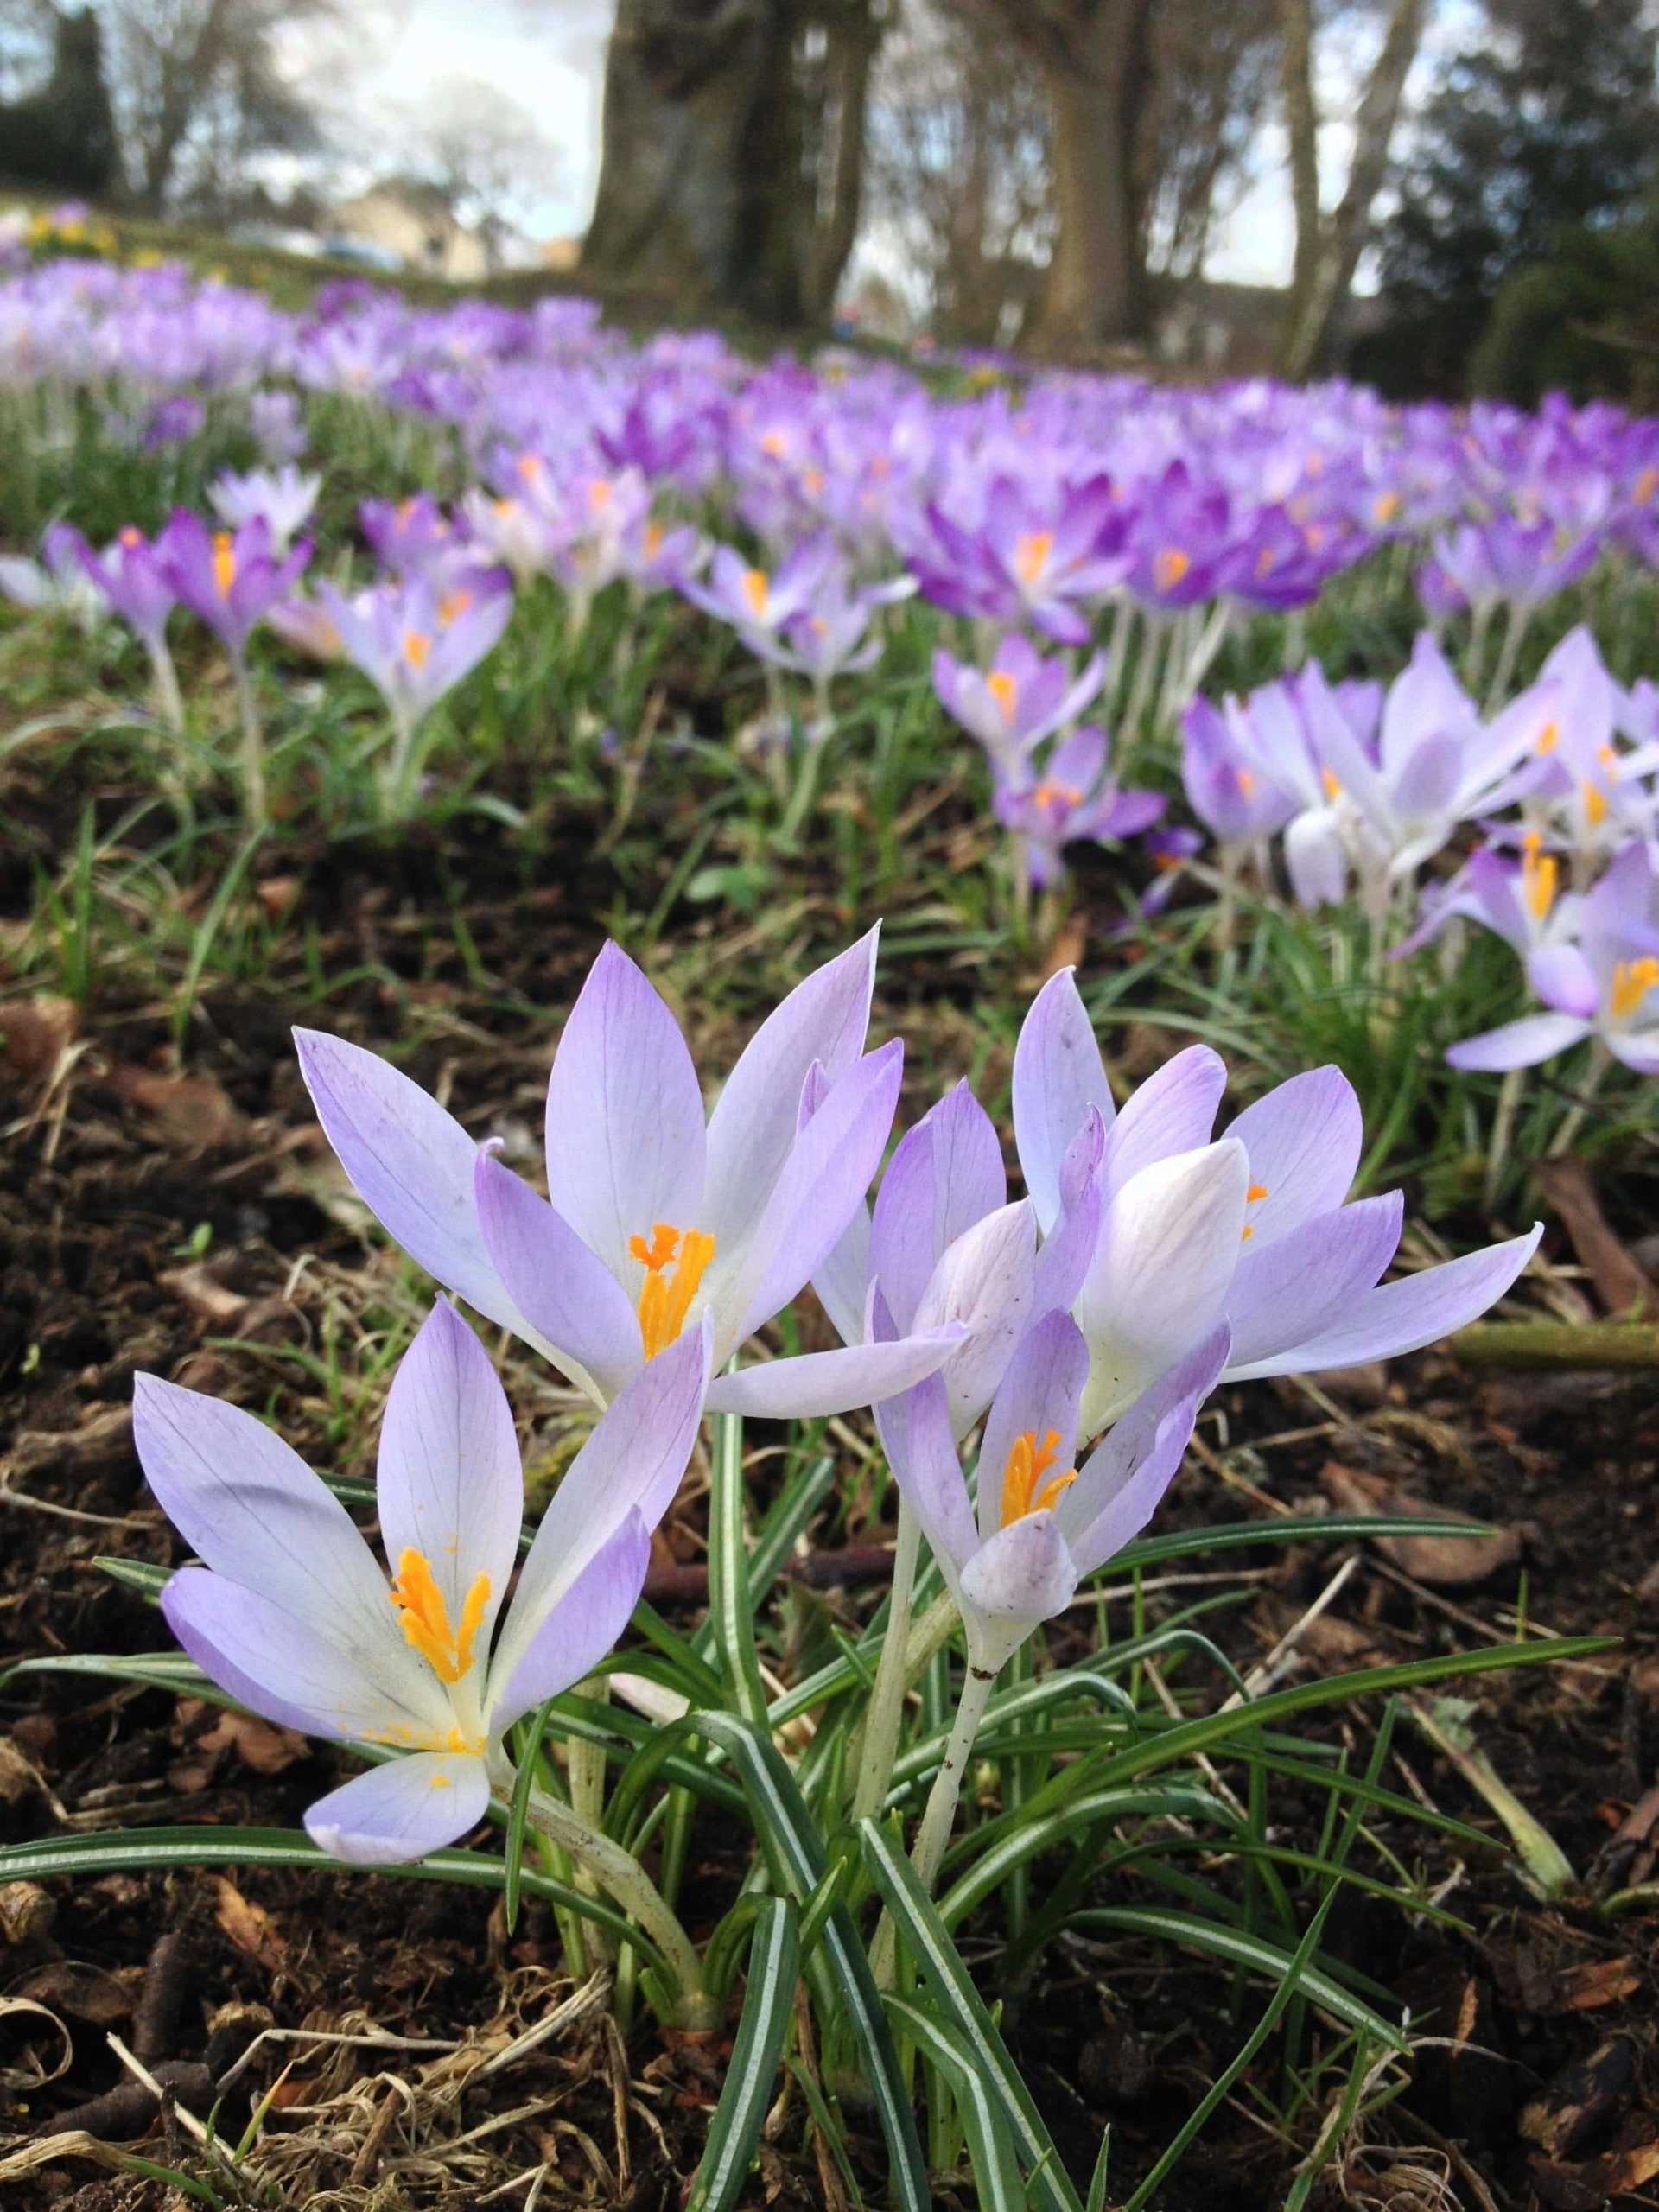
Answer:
[[195, 1708, 308, 1776], [112, 1065, 243, 1151], [1319, 1462, 1521, 1586], [1533, 1156, 1651, 1318], [1551, 1958, 1642, 2012], [16, 1959, 135, 2027], [213, 1876, 286, 1967], [157, 1262, 250, 1328], [0, 995, 77, 1086]]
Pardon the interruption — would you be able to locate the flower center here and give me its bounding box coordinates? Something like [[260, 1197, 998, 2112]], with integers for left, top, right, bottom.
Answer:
[[1611, 957, 1659, 1023], [1535, 719, 1559, 755], [630, 1221, 716, 1359], [1013, 530, 1052, 587], [1637, 467, 1658, 505], [212, 531, 236, 596], [986, 669, 1019, 724], [1321, 767, 1341, 800], [1582, 779, 1608, 828], [389, 1548, 490, 1684], [1521, 832, 1556, 921], [119, 525, 143, 550], [1373, 491, 1401, 524], [438, 588, 472, 626], [1236, 766, 1256, 798], [588, 477, 613, 512], [999, 1427, 1077, 1529], [403, 629, 431, 668], [1154, 547, 1191, 593], [1241, 1179, 1268, 1241], [741, 568, 769, 620], [1033, 779, 1083, 810], [643, 521, 664, 560]]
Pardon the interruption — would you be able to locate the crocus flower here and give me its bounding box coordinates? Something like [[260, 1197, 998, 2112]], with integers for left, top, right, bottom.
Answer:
[[137, 1300, 708, 1866], [249, 387, 307, 465], [156, 509, 310, 656], [1447, 843, 1659, 1075], [1395, 836, 1580, 963], [913, 475, 1128, 644], [933, 634, 1106, 781], [880, 1311, 1230, 1675], [1179, 689, 1307, 849], [210, 463, 321, 554], [679, 537, 839, 650], [991, 726, 1165, 889], [0, 522, 101, 626], [68, 524, 184, 729], [1013, 969, 1541, 1421], [295, 934, 962, 1421], [316, 572, 512, 742]]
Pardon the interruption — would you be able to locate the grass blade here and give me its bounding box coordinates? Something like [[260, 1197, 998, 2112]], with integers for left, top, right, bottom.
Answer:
[[684, 1897, 800, 2212]]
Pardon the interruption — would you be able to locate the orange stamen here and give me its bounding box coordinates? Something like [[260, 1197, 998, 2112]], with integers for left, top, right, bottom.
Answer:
[[1321, 767, 1341, 799], [998, 1427, 1077, 1529], [1611, 957, 1659, 1022], [403, 629, 431, 668], [1154, 547, 1191, 593], [741, 568, 769, 621], [629, 1222, 716, 1360], [212, 531, 236, 596], [1013, 530, 1053, 587], [388, 1549, 490, 1683]]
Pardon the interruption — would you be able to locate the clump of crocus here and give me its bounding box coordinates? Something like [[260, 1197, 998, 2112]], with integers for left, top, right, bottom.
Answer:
[[156, 508, 310, 823], [69, 524, 185, 732], [136, 1298, 720, 2022], [933, 633, 1106, 785], [991, 724, 1165, 901], [314, 569, 513, 817]]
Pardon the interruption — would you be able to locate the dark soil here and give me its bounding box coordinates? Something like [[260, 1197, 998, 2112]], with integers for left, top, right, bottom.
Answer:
[[3, 802, 1658, 2211]]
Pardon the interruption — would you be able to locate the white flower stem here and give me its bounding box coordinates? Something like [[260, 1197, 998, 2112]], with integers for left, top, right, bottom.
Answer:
[[1484, 1065, 1525, 1213], [1548, 1038, 1612, 1159], [232, 653, 265, 829], [149, 638, 185, 736], [567, 1679, 612, 1923], [522, 1782, 715, 2029], [870, 1643, 1000, 1989], [849, 1501, 922, 1824]]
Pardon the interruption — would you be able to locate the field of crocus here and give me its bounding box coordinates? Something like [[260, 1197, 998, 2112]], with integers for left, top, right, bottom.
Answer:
[[3, 238, 1659, 2212]]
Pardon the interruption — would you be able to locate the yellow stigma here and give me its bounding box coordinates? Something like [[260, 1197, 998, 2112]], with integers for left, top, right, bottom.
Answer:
[[438, 588, 472, 626], [588, 477, 613, 512], [1583, 780, 1609, 827], [802, 466, 825, 496], [643, 521, 664, 561], [1611, 957, 1659, 1022], [389, 1550, 490, 1684], [119, 525, 143, 549], [1033, 779, 1084, 809], [1321, 766, 1342, 799], [403, 629, 431, 668], [1242, 1180, 1268, 1240], [741, 568, 769, 620], [1535, 719, 1559, 755], [630, 1222, 715, 1360], [1636, 467, 1658, 505], [212, 531, 236, 596], [516, 452, 542, 481], [1154, 547, 1191, 593], [1373, 490, 1401, 524], [1236, 766, 1256, 798], [760, 429, 787, 458], [493, 497, 518, 521], [1521, 834, 1557, 921], [1255, 544, 1278, 578], [999, 1427, 1077, 1529], [1013, 530, 1053, 587], [985, 669, 1019, 724]]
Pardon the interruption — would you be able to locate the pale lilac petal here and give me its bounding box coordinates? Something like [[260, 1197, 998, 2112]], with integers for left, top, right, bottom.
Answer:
[[376, 1301, 523, 1660], [1075, 1139, 1249, 1434], [975, 1311, 1089, 1544], [1062, 1324, 1230, 1573], [493, 1511, 650, 1732], [869, 1084, 1005, 1333], [912, 1200, 1039, 1437], [305, 1751, 491, 1866], [543, 943, 707, 1287], [493, 1319, 709, 1691], [136, 1375, 413, 1684], [162, 1567, 452, 1744], [1224, 1067, 1362, 1245], [1032, 1163, 1102, 1319], [812, 1202, 871, 1346], [874, 1370, 981, 1584], [1527, 943, 1599, 1020], [959, 1513, 1077, 1624], [1224, 1193, 1404, 1370], [1284, 807, 1349, 908], [1013, 970, 1113, 1234], [719, 1040, 903, 1353], [474, 1152, 642, 1402], [1610, 1032, 1659, 1074], [1096, 1046, 1228, 1209], [1446, 1015, 1591, 1071], [294, 1029, 524, 1337], [702, 1328, 963, 1419], [1224, 1227, 1544, 1379], [703, 931, 876, 1257]]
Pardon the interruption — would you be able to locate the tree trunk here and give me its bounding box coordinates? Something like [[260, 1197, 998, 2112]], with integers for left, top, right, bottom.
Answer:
[[1276, 0, 1319, 309], [582, 0, 775, 312], [1278, 0, 1427, 378], [803, 1, 880, 321], [1027, 0, 1153, 356]]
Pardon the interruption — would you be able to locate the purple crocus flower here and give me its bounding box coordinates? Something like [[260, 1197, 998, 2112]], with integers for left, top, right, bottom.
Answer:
[[933, 634, 1106, 780], [992, 727, 1166, 889], [1012, 970, 1541, 1427], [914, 475, 1128, 645], [136, 1300, 708, 1866], [69, 524, 184, 729], [210, 464, 321, 554], [249, 387, 307, 465], [1446, 843, 1659, 1075], [679, 537, 840, 648], [1179, 688, 1308, 849], [359, 494, 461, 579], [156, 509, 309, 656], [0, 522, 102, 626], [294, 933, 963, 1421]]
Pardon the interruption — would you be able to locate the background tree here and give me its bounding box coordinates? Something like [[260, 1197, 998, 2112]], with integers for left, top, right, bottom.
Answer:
[[1362, 0, 1659, 396], [407, 77, 563, 241], [0, 4, 118, 197]]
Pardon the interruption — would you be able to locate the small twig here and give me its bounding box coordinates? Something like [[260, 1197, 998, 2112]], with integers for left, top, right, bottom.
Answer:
[[1221, 1554, 1360, 1709], [473, 1971, 610, 2080], [215, 2024, 461, 2096]]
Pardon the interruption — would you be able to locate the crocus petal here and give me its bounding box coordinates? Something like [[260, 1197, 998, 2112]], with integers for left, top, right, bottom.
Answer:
[[1609, 1032, 1659, 1075], [1223, 1192, 1404, 1370], [703, 1328, 963, 1419], [294, 1030, 525, 1338], [474, 1152, 643, 1402], [959, 1513, 1077, 1626], [719, 1040, 903, 1354], [974, 1310, 1089, 1545], [304, 1751, 491, 1866], [1224, 1227, 1544, 1379], [543, 943, 707, 1287], [136, 1375, 424, 1690], [868, 1083, 1007, 1333], [1096, 1046, 1228, 1210], [1062, 1324, 1230, 1573], [1526, 943, 1599, 1021], [1284, 807, 1349, 908], [492, 1319, 709, 1694], [1224, 1067, 1362, 1245], [912, 1200, 1039, 1437], [874, 1370, 981, 1586], [1013, 969, 1113, 1234], [162, 1567, 453, 1745], [1446, 1015, 1592, 1071], [702, 931, 876, 1259], [376, 1301, 523, 1658], [1075, 1139, 1249, 1435], [492, 1510, 651, 1732]]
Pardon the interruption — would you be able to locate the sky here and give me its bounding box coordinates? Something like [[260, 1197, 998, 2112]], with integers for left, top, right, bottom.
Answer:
[[333, 0, 1470, 293]]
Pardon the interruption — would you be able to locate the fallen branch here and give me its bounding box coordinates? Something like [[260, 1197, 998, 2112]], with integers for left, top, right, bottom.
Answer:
[[1449, 1320, 1659, 1371]]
